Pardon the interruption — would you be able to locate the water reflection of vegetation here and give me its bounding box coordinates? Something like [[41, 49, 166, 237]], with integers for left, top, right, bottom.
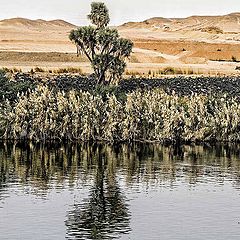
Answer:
[[1, 142, 240, 238], [1, 142, 240, 190], [65, 145, 131, 239]]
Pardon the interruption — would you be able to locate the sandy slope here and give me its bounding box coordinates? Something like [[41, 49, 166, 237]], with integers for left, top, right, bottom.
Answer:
[[0, 15, 240, 75], [119, 12, 240, 36]]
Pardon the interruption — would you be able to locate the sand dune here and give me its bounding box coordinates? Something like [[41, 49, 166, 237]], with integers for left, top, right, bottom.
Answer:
[[0, 17, 76, 29], [120, 12, 240, 33], [0, 14, 240, 75], [119, 12, 240, 45]]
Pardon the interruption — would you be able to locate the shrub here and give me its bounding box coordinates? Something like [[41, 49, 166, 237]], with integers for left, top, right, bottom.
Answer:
[[34, 67, 45, 72], [232, 56, 238, 62], [163, 67, 175, 74], [201, 26, 223, 34], [0, 70, 36, 102]]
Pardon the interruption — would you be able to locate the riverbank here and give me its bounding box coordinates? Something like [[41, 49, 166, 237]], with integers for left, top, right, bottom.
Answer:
[[2, 71, 240, 97], [1, 71, 240, 142]]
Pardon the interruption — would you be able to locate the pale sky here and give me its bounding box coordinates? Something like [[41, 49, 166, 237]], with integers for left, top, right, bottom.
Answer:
[[2, 0, 240, 26]]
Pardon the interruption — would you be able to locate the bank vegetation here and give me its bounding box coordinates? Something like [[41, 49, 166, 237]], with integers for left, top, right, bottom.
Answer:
[[0, 81, 239, 142]]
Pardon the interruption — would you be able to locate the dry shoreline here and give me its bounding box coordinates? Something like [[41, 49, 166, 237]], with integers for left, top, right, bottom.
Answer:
[[0, 51, 240, 76]]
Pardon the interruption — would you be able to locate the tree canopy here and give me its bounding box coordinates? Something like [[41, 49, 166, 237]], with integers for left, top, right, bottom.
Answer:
[[69, 2, 133, 85]]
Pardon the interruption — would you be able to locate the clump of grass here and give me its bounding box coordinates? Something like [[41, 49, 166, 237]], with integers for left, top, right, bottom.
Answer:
[[148, 67, 200, 76], [53, 67, 83, 74], [29, 67, 83, 74], [163, 67, 175, 74], [12, 67, 22, 73], [158, 67, 184, 75], [188, 69, 194, 75], [232, 56, 238, 62], [33, 67, 45, 73], [235, 66, 240, 70], [125, 70, 142, 76], [1, 67, 12, 73], [1, 67, 22, 73], [124, 67, 202, 77], [201, 26, 223, 34]]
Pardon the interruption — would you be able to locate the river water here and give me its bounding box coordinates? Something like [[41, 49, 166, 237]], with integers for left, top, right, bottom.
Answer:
[[0, 142, 240, 240]]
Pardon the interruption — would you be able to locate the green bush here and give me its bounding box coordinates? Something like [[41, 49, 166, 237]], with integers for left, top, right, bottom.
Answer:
[[0, 70, 36, 102]]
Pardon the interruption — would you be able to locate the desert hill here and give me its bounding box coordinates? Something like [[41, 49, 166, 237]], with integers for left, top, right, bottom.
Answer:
[[0, 17, 77, 52], [0, 15, 240, 75], [120, 12, 240, 33], [0, 17, 76, 29]]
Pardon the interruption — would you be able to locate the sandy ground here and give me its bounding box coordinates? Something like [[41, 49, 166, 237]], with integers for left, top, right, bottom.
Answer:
[[0, 17, 240, 76]]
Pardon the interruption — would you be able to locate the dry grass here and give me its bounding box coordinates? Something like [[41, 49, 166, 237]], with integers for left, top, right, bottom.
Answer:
[[1, 86, 240, 142], [1, 67, 22, 73], [125, 67, 202, 77], [0, 51, 86, 63], [53, 67, 83, 74], [29, 67, 83, 74], [201, 26, 223, 34]]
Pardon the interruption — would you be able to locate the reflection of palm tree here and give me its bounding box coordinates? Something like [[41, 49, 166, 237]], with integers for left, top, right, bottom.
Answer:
[[65, 145, 131, 240]]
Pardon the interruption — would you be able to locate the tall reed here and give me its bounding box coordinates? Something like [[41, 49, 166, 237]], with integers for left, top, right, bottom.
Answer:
[[1, 86, 240, 142]]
